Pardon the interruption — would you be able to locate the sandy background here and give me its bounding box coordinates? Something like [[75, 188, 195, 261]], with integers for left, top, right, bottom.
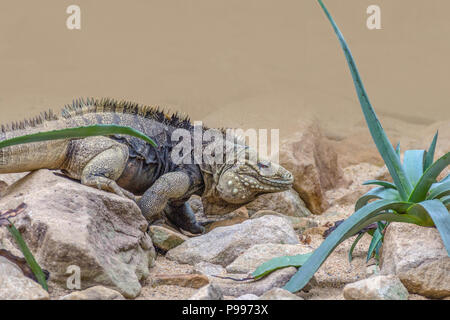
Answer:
[[0, 0, 449, 143]]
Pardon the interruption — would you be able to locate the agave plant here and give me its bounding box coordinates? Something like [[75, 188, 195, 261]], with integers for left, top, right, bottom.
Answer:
[[0, 124, 156, 290], [252, 0, 449, 292]]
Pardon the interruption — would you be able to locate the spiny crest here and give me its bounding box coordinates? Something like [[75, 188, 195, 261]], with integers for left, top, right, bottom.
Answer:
[[1, 110, 57, 133], [62, 97, 194, 130]]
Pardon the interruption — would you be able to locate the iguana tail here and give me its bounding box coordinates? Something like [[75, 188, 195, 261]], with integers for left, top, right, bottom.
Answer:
[[0, 113, 69, 173]]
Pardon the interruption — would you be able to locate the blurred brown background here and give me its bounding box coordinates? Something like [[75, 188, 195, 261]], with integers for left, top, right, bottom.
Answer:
[[0, 0, 448, 146]]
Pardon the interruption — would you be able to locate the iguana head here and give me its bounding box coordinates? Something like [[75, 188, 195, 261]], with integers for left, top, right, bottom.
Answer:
[[200, 145, 293, 215]]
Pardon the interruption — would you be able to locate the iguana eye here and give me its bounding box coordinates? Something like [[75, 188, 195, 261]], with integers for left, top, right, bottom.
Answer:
[[257, 162, 269, 169]]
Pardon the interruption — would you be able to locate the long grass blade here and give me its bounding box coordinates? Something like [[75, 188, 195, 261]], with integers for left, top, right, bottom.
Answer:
[[317, 0, 413, 200], [7, 222, 48, 291], [252, 252, 313, 279], [0, 124, 157, 149]]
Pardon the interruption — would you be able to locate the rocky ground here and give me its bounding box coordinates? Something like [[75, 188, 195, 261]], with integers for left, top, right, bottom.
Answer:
[[0, 119, 448, 300]]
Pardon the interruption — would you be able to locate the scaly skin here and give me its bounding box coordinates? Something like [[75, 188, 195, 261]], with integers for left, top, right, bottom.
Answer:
[[0, 98, 293, 234]]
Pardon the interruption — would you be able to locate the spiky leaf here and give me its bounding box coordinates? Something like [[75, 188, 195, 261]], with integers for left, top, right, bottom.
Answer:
[[0, 124, 157, 149], [408, 152, 450, 202], [316, 0, 413, 200]]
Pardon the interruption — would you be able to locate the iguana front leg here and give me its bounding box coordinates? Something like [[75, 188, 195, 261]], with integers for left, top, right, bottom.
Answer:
[[138, 171, 191, 222], [164, 202, 205, 234]]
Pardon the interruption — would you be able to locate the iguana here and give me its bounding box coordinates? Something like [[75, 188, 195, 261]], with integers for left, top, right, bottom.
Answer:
[[0, 98, 294, 234]]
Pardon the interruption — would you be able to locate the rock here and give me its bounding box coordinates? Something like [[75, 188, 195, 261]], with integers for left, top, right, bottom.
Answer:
[[246, 189, 311, 217], [205, 216, 248, 232], [279, 121, 348, 214], [0, 170, 155, 298], [302, 226, 329, 237], [226, 243, 312, 274], [151, 274, 209, 289], [380, 223, 450, 299], [0, 256, 49, 300], [258, 288, 303, 300], [211, 267, 297, 297], [189, 283, 223, 300], [166, 215, 299, 267], [250, 210, 317, 232], [234, 294, 259, 300], [60, 286, 125, 300], [149, 226, 188, 251], [193, 262, 226, 277], [366, 265, 380, 277], [343, 275, 409, 300], [0, 172, 28, 195]]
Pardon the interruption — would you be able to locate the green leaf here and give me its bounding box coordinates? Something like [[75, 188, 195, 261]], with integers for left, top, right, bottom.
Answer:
[[282, 199, 416, 292], [366, 226, 383, 262], [424, 131, 438, 171], [427, 181, 450, 200], [355, 187, 400, 211], [362, 180, 397, 190], [408, 152, 450, 203], [0, 124, 157, 149], [316, 0, 413, 200], [348, 233, 364, 263], [252, 252, 313, 279], [395, 142, 401, 159], [441, 195, 450, 209], [417, 200, 450, 256], [403, 150, 426, 187], [7, 222, 48, 291]]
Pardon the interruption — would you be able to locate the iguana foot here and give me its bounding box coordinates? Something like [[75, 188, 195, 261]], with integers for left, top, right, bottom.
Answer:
[[164, 202, 205, 234], [83, 176, 137, 201]]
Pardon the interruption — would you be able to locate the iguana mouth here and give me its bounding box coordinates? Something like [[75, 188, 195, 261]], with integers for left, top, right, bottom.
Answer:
[[238, 172, 293, 190]]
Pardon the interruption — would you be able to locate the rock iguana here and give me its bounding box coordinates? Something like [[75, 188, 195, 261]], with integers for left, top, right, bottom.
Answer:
[[0, 98, 293, 233]]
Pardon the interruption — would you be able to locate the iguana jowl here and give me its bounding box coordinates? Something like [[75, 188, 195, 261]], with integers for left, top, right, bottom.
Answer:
[[0, 98, 293, 233]]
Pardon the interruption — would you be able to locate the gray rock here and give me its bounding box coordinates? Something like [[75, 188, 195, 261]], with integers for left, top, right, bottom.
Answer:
[[226, 243, 312, 274], [380, 223, 450, 299], [234, 294, 259, 300], [189, 284, 223, 300], [0, 170, 155, 298], [149, 225, 188, 251], [343, 275, 409, 300], [60, 286, 125, 300], [0, 257, 49, 300], [258, 288, 303, 300], [211, 267, 297, 297], [246, 188, 311, 217], [166, 215, 299, 267], [193, 262, 226, 277]]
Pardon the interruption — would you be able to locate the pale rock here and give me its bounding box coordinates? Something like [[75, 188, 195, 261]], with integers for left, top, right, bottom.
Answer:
[[246, 189, 311, 217], [0, 170, 155, 298], [380, 223, 450, 299], [279, 121, 348, 214], [226, 243, 312, 274], [149, 225, 188, 251], [189, 283, 223, 300], [211, 267, 297, 297], [343, 275, 409, 300], [258, 288, 303, 300], [234, 294, 259, 300], [151, 273, 209, 289], [0, 257, 49, 300], [193, 262, 226, 277], [60, 285, 125, 300], [166, 216, 299, 267]]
